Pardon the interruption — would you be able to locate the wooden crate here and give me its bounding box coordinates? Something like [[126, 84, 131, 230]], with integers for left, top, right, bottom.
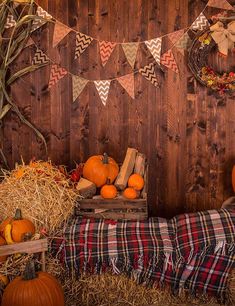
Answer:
[[75, 150, 148, 220]]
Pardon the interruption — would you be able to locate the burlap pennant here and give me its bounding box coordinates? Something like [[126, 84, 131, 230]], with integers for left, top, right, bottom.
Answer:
[[167, 29, 185, 45], [207, 0, 234, 11], [53, 22, 71, 48], [175, 33, 191, 54], [5, 14, 16, 29], [139, 62, 159, 87], [36, 5, 52, 20], [32, 48, 49, 65], [25, 37, 35, 48], [160, 50, 179, 73], [191, 13, 210, 31], [48, 64, 68, 89], [94, 80, 111, 106], [99, 41, 117, 66], [121, 43, 139, 69], [145, 38, 162, 65], [72, 76, 88, 102], [117, 73, 135, 99], [75, 32, 93, 59]]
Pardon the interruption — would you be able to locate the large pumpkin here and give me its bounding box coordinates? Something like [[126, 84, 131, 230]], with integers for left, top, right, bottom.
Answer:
[[1, 261, 64, 306], [83, 153, 119, 187], [0, 209, 35, 243]]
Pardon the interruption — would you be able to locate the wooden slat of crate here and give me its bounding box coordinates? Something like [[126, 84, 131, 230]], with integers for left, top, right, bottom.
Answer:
[[76, 199, 148, 220]]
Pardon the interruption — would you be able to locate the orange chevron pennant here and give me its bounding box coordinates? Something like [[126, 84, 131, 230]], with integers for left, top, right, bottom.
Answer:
[[191, 13, 209, 31], [160, 50, 179, 73], [121, 43, 139, 69], [117, 73, 135, 99], [145, 38, 162, 65], [75, 32, 93, 59], [207, 0, 234, 10], [94, 80, 111, 106], [167, 29, 185, 45], [99, 41, 117, 66], [53, 22, 71, 48], [48, 64, 68, 89]]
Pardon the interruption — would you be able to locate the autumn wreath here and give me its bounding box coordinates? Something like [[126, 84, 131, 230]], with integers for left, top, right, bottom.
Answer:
[[188, 21, 235, 95]]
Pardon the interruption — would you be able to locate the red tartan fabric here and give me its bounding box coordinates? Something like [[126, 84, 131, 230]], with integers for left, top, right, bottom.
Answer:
[[51, 208, 235, 301]]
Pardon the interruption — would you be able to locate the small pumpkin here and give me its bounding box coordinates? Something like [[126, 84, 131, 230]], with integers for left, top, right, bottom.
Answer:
[[100, 179, 117, 199], [1, 261, 64, 306], [83, 153, 119, 187], [123, 187, 138, 199], [128, 173, 144, 191], [0, 209, 35, 243], [0, 236, 7, 263]]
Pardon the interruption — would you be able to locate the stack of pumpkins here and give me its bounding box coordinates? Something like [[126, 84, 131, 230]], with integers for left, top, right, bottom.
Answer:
[[81, 152, 145, 199], [0, 209, 65, 306]]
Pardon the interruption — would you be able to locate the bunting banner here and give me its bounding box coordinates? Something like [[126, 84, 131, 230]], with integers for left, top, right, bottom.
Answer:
[[32, 49, 49, 65], [99, 41, 117, 66], [75, 32, 93, 59], [31, 16, 46, 32], [36, 5, 52, 20], [48, 64, 68, 89], [191, 13, 210, 31], [117, 73, 135, 99], [207, 0, 234, 11], [53, 22, 71, 48], [25, 37, 35, 48], [121, 43, 139, 69], [161, 50, 179, 73], [139, 62, 159, 87], [175, 33, 191, 54], [5, 14, 16, 29], [145, 38, 162, 65], [94, 80, 111, 106], [72, 76, 88, 102], [167, 29, 185, 45]]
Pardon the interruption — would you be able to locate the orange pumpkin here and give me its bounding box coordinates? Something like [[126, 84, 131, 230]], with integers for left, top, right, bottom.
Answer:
[[100, 182, 117, 199], [123, 187, 138, 199], [0, 209, 35, 243], [83, 153, 119, 187], [1, 261, 64, 306], [0, 236, 7, 263], [128, 174, 144, 191]]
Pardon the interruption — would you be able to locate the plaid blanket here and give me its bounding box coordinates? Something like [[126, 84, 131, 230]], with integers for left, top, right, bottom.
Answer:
[[51, 208, 235, 300]]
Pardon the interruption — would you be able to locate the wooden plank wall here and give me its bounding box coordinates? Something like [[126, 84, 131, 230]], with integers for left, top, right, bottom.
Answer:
[[3, 0, 235, 218]]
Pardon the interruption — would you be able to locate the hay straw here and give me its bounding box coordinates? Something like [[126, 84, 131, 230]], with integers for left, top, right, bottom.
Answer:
[[0, 160, 80, 237]]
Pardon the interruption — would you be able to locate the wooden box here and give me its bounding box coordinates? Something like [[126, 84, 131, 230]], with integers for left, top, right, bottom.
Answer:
[[75, 149, 148, 220]]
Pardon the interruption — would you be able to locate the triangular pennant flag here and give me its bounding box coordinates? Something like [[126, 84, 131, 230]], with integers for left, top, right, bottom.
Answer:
[[191, 13, 210, 31], [31, 17, 46, 32], [167, 29, 185, 45], [99, 41, 117, 66], [145, 38, 162, 65], [72, 76, 88, 102], [139, 62, 159, 87], [25, 37, 35, 48], [94, 80, 111, 106], [117, 73, 135, 99], [5, 14, 16, 29], [53, 22, 71, 48], [121, 43, 139, 69], [161, 50, 179, 73], [36, 6, 52, 20], [32, 49, 49, 65], [207, 0, 234, 11], [175, 33, 191, 54], [48, 64, 68, 89], [75, 32, 93, 59]]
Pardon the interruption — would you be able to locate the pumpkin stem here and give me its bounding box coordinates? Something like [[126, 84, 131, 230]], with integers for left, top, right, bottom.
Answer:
[[102, 153, 109, 164], [14, 208, 22, 220], [23, 261, 37, 281]]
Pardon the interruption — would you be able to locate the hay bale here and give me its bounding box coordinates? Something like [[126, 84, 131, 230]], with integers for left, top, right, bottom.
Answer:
[[0, 160, 79, 237]]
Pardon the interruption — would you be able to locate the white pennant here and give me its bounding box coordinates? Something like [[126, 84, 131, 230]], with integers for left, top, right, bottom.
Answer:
[[94, 80, 111, 106], [145, 38, 162, 65]]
